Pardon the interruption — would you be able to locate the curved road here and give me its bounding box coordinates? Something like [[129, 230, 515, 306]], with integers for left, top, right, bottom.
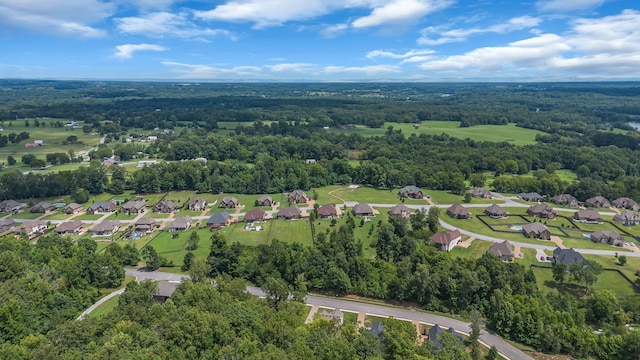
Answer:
[[118, 269, 532, 360]]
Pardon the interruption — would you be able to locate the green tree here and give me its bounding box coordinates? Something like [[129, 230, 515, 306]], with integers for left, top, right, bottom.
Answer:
[[618, 255, 627, 266], [485, 346, 499, 360], [182, 251, 195, 271], [73, 188, 90, 204], [263, 276, 290, 310], [469, 173, 486, 188], [7, 155, 15, 165], [427, 206, 440, 233], [570, 260, 603, 290], [552, 263, 567, 284], [463, 192, 473, 203], [187, 231, 200, 251], [207, 233, 230, 276], [30, 159, 46, 169], [189, 257, 211, 283], [142, 245, 161, 271]]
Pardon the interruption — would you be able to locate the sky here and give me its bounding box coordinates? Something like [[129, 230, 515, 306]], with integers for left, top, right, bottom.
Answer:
[[1, 0, 639, 81]]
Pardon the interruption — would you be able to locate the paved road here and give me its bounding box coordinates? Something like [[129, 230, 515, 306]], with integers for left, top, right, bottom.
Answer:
[[121, 269, 532, 360], [77, 288, 125, 320]]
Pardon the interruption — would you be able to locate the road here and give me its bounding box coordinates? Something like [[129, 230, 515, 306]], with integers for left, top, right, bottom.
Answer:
[[120, 269, 532, 360]]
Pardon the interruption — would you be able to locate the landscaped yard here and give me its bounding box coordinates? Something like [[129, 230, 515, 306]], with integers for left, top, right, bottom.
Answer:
[[41, 211, 73, 220], [319, 185, 428, 205], [226, 222, 272, 246], [428, 190, 502, 205], [269, 219, 313, 246], [13, 211, 45, 219], [74, 213, 107, 221], [449, 239, 493, 259]]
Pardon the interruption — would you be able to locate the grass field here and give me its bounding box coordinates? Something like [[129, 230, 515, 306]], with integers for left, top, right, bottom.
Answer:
[[317, 185, 428, 205], [87, 294, 120, 318], [0, 118, 101, 163], [335, 121, 544, 146], [162, 191, 197, 207], [13, 211, 45, 219], [227, 222, 271, 246], [531, 267, 637, 298], [428, 190, 502, 205], [269, 219, 313, 246], [41, 211, 73, 220], [449, 239, 493, 259], [74, 213, 106, 221]]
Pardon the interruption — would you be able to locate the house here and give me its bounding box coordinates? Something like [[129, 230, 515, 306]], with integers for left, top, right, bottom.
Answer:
[[319, 308, 344, 325], [352, 203, 374, 217], [256, 195, 273, 207], [573, 209, 601, 223], [611, 197, 640, 211], [14, 220, 47, 236], [135, 218, 156, 233], [219, 196, 239, 209], [153, 281, 179, 303], [0, 218, 15, 233], [388, 204, 411, 218], [551, 194, 579, 207], [168, 216, 192, 232], [154, 200, 177, 213], [278, 205, 301, 220], [585, 196, 611, 208], [63, 203, 83, 214], [398, 185, 424, 199], [590, 230, 624, 247], [553, 247, 585, 266], [370, 321, 384, 339], [91, 220, 121, 236], [0, 200, 22, 214], [207, 211, 230, 227], [429, 324, 463, 351], [429, 229, 462, 251], [518, 192, 545, 202], [244, 208, 266, 222], [613, 210, 640, 226], [186, 198, 207, 212], [522, 222, 551, 240], [30, 201, 55, 213], [467, 188, 492, 199], [527, 203, 556, 219], [288, 190, 309, 203], [484, 204, 507, 218], [447, 204, 471, 219], [87, 201, 116, 214], [55, 220, 83, 235], [120, 200, 146, 215], [317, 204, 338, 219], [487, 240, 514, 261]]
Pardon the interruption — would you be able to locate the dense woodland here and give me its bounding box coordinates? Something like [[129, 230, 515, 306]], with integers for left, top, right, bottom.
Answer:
[[3, 81, 640, 359]]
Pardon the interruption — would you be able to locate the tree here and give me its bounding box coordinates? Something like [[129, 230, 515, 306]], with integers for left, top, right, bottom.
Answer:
[[468, 310, 483, 360], [552, 263, 567, 284], [187, 231, 200, 251], [142, 246, 161, 271], [182, 252, 195, 271], [73, 188, 90, 204], [263, 276, 290, 310], [427, 207, 440, 233], [7, 155, 15, 165], [619, 255, 627, 266], [189, 257, 210, 283], [30, 159, 46, 169], [469, 173, 486, 188], [587, 289, 620, 324], [21, 154, 36, 165], [207, 233, 230, 276], [485, 346, 499, 360], [409, 208, 427, 231], [570, 260, 603, 290], [463, 192, 473, 203]]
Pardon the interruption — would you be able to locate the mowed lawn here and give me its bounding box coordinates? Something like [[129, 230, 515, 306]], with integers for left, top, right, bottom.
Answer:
[[269, 220, 313, 246], [321, 186, 428, 205], [428, 190, 502, 205], [337, 121, 544, 146], [449, 239, 493, 259]]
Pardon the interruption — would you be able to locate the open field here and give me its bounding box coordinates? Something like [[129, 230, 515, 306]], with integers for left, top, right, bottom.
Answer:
[[0, 118, 101, 163], [531, 267, 637, 298], [74, 213, 106, 221], [226, 222, 271, 246], [316, 185, 428, 205], [428, 190, 502, 205], [449, 239, 493, 259], [269, 219, 313, 246], [41, 211, 73, 220], [336, 121, 544, 146]]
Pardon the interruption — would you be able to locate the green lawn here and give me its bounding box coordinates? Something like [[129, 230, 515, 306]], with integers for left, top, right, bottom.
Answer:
[[450, 239, 493, 259], [105, 212, 140, 221], [87, 294, 121, 318], [143, 211, 173, 219], [12, 211, 45, 219], [75, 213, 107, 221], [227, 222, 271, 246], [428, 190, 502, 205], [337, 121, 544, 146], [41, 211, 73, 220], [268, 219, 313, 246], [531, 267, 637, 298], [163, 191, 198, 207], [319, 186, 428, 205]]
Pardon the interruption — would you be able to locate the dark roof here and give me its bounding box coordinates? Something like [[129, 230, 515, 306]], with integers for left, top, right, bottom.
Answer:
[[207, 211, 230, 225], [352, 203, 374, 215], [221, 196, 238, 205], [278, 205, 301, 218], [55, 220, 83, 233], [430, 230, 461, 245], [398, 185, 422, 196], [551, 194, 578, 205], [370, 321, 384, 338], [591, 230, 623, 241], [519, 192, 544, 201], [527, 203, 554, 215], [585, 196, 610, 207], [244, 208, 265, 221], [429, 325, 445, 350], [0, 218, 15, 227], [169, 216, 191, 230], [553, 247, 585, 266], [388, 203, 411, 216], [317, 204, 337, 217], [488, 240, 513, 258], [89, 201, 114, 211], [64, 203, 83, 211], [32, 201, 54, 212], [93, 220, 121, 233], [522, 222, 549, 235], [484, 204, 507, 216], [155, 200, 176, 210], [447, 203, 469, 217], [187, 197, 206, 207], [573, 209, 601, 221], [257, 195, 273, 204], [156, 281, 179, 298], [135, 218, 156, 226], [122, 200, 146, 210], [612, 197, 638, 209], [614, 210, 639, 222], [468, 188, 491, 197]]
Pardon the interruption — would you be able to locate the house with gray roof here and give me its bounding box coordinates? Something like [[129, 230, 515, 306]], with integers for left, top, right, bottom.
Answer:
[[518, 192, 545, 202], [278, 205, 301, 219], [120, 200, 146, 215], [256, 195, 273, 206], [484, 204, 507, 218], [429, 324, 463, 351], [30, 201, 55, 213], [467, 188, 492, 199], [447, 204, 470, 219], [551, 194, 578, 207], [613, 210, 640, 226], [153, 281, 179, 303], [0, 218, 15, 233], [527, 203, 556, 219], [219, 196, 239, 208], [585, 196, 611, 208], [87, 201, 116, 214], [168, 216, 191, 232], [522, 222, 551, 240], [14, 220, 47, 236], [135, 218, 156, 233], [186, 198, 207, 212], [91, 220, 121, 236], [388, 203, 411, 218], [153, 200, 177, 213], [612, 197, 639, 211], [319, 308, 344, 325], [55, 220, 83, 235], [288, 190, 309, 203], [488, 240, 514, 261], [352, 203, 374, 217], [207, 211, 230, 227], [63, 203, 84, 214], [573, 209, 601, 223], [398, 185, 424, 199], [553, 247, 585, 266], [590, 230, 624, 247], [0, 199, 22, 214]]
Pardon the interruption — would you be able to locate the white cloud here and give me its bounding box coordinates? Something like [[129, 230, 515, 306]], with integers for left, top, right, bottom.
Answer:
[[320, 23, 348, 38], [116, 12, 235, 40], [162, 61, 263, 78], [195, 0, 453, 29], [323, 65, 400, 75], [366, 49, 434, 59], [418, 16, 541, 45], [537, 0, 605, 12], [0, 0, 112, 37], [266, 63, 317, 72], [114, 44, 168, 59]]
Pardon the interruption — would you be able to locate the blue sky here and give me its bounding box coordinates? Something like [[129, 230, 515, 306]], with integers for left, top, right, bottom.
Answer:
[[1, 0, 639, 81]]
